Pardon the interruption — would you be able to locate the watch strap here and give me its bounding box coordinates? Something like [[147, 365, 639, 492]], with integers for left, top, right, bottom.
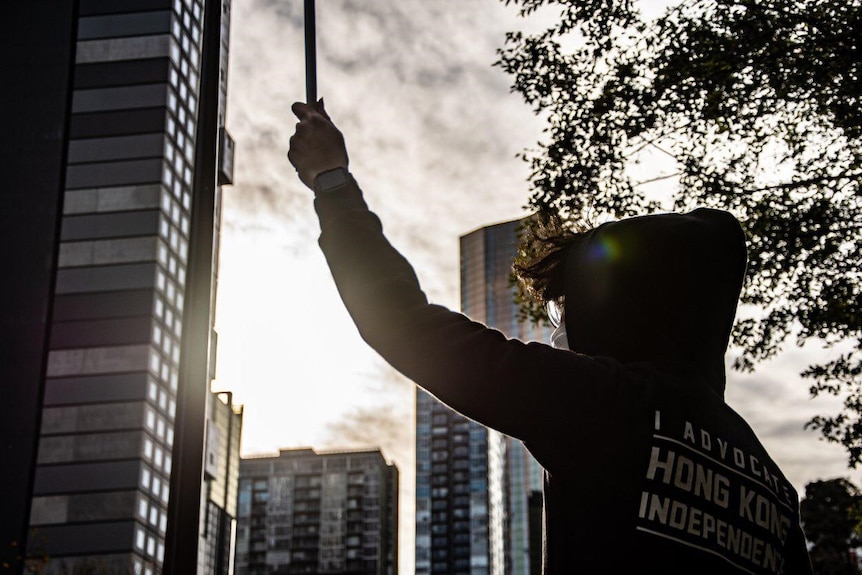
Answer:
[[314, 167, 351, 194]]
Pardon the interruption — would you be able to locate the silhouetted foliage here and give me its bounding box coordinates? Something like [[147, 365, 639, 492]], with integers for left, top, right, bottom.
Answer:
[[498, 0, 862, 463], [801, 478, 862, 574], [1, 529, 50, 574]]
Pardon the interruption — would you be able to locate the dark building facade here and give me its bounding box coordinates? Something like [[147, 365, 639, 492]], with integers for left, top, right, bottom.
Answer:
[[1, 0, 235, 573], [235, 448, 399, 575]]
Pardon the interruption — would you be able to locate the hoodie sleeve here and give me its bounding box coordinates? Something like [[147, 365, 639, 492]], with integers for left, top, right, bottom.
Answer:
[[313, 177, 623, 449]]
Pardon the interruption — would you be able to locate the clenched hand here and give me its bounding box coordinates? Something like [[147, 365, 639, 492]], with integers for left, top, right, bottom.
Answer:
[[288, 99, 349, 189]]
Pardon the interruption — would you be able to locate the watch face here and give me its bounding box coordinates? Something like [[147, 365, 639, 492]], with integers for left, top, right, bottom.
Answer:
[[316, 168, 349, 192]]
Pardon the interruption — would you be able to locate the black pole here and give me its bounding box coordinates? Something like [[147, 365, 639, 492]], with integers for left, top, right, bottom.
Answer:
[[304, 0, 316, 104], [163, 0, 222, 571]]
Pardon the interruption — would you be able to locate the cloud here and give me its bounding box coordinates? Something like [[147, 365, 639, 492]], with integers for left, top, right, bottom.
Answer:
[[724, 344, 860, 494], [321, 404, 413, 463], [225, 0, 544, 299]]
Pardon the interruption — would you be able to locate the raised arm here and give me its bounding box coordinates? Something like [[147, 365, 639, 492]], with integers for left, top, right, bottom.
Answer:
[[286, 101, 621, 450]]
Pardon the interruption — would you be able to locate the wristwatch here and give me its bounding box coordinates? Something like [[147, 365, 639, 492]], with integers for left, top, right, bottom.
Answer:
[[314, 167, 351, 194]]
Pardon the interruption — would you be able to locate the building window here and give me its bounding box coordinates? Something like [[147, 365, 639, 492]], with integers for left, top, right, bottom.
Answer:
[[143, 438, 154, 460]]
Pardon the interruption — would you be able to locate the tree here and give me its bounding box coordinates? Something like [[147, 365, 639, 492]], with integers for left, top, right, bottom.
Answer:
[[801, 478, 862, 574], [497, 0, 862, 463]]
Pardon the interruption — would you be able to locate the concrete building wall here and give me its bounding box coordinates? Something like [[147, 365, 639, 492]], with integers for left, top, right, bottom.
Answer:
[[199, 391, 243, 575], [236, 448, 399, 575]]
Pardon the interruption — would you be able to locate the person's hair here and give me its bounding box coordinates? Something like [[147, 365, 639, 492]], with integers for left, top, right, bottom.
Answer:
[[513, 212, 584, 304]]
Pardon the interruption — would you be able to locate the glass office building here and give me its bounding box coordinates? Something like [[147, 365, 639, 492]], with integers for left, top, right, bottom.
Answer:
[[1, 0, 235, 573], [415, 390, 492, 575], [415, 220, 548, 575], [235, 448, 399, 575]]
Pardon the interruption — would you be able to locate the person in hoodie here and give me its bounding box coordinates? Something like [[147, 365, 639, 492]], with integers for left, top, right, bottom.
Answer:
[[287, 100, 813, 574]]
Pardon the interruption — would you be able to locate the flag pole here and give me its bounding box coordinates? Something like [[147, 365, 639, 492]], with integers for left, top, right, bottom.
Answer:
[[304, 0, 317, 104]]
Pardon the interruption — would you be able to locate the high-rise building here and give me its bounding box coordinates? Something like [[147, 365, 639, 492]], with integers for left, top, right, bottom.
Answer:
[[234, 448, 399, 575], [462, 220, 548, 575], [415, 391, 491, 575], [199, 391, 244, 575], [1, 0, 235, 573], [415, 220, 548, 575]]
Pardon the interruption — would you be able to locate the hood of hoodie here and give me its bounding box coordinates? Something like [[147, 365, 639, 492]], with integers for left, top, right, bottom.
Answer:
[[563, 208, 747, 398]]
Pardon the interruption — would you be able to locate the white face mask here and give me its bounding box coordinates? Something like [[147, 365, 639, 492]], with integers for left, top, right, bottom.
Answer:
[[550, 321, 569, 350]]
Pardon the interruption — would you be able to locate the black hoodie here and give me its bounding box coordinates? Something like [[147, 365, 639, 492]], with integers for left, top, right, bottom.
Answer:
[[314, 176, 813, 575], [563, 208, 747, 397]]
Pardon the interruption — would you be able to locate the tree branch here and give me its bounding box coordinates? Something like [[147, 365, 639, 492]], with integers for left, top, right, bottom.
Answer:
[[746, 172, 862, 194], [633, 171, 682, 188]]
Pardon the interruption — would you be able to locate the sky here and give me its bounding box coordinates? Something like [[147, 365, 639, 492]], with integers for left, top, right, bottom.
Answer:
[[213, 1, 860, 573]]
